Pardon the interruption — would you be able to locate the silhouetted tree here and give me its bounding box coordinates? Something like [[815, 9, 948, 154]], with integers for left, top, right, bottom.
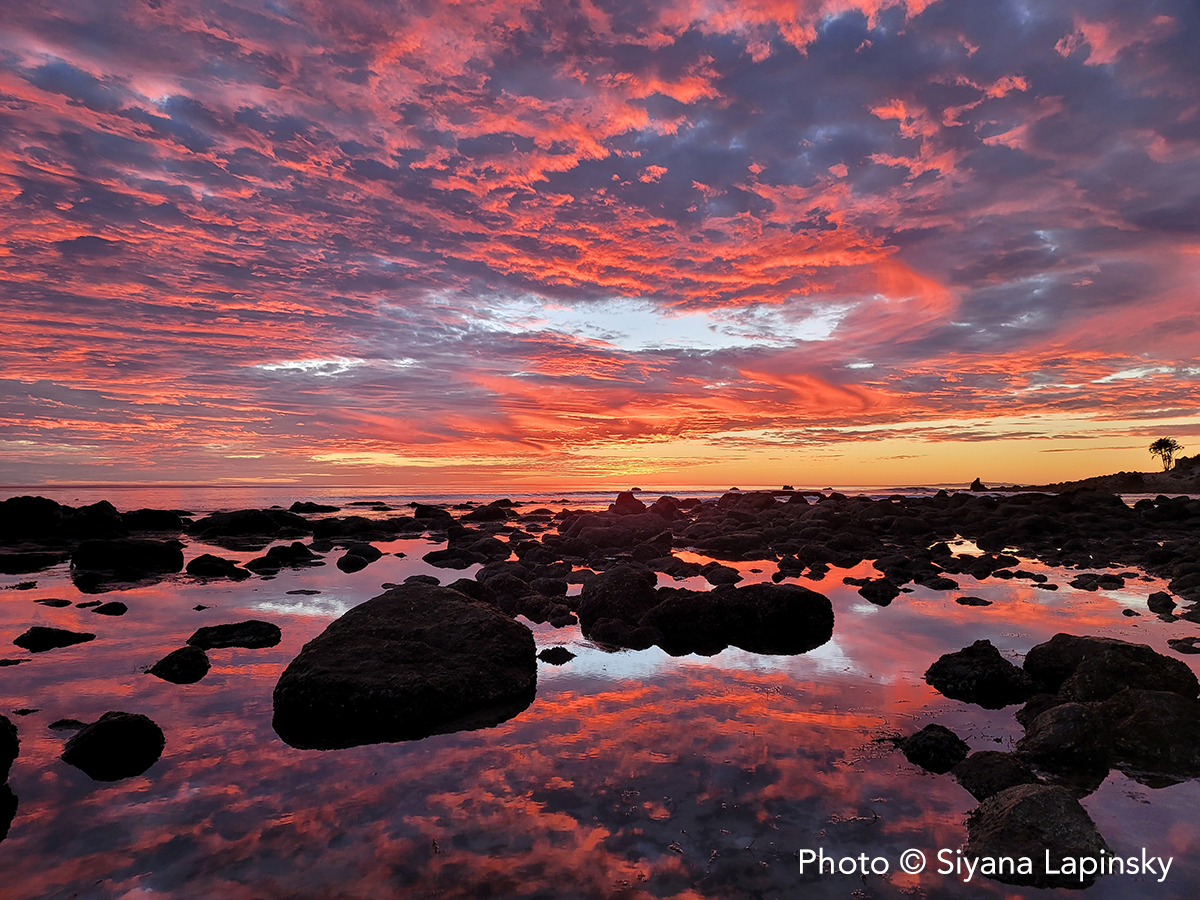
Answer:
[[1149, 437, 1183, 471]]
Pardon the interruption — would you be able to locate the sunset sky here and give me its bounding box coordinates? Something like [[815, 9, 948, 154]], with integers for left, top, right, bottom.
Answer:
[[2, 0, 1198, 489]]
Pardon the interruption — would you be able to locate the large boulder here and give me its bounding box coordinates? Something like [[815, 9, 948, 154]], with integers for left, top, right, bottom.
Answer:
[[60, 712, 165, 782], [953, 751, 1040, 801], [965, 784, 1110, 888], [1024, 634, 1198, 701], [1016, 702, 1112, 772], [1098, 688, 1200, 778], [272, 584, 537, 750], [575, 566, 659, 633], [925, 640, 1035, 708]]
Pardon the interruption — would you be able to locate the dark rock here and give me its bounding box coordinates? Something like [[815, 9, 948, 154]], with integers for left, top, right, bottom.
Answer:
[[12, 709, 37, 716], [609, 491, 647, 515], [575, 566, 659, 633], [0, 660, 27, 667], [70, 538, 184, 588], [952, 751, 1040, 801], [33, 598, 71, 608], [919, 575, 959, 591], [956, 596, 992, 606], [1015, 694, 1065, 730], [60, 711, 165, 782], [404, 574, 440, 586], [186, 553, 251, 581], [701, 563, 742, 586], [76, 600, 101, 608], [588, 619, 662, 650], [1099, 688, 1200, 777], [1168, 636, 1200, 654], [1148, 591, 1176, 615], [538, 646, 576, 665], [290, 501, 340, 513], [92, 602, 127, 616], [1025, 634, 1198, 701], [48, 719, 86, 731], [1, 714, 17, 781], [422, 547, 485, 569], [1016, 702, 1112, 771], [925, 640, 1034, 708], [187, 620, 281, 650], [0, 783, 15, 842], [965, 785, 1110, 887], [899, 724, 969, 774], [970, 478, 986, 492], [459, 502, 510, 522], [189, 508, 311, 542], [857, 578, 900, 605], [446, 579, 498, 606], [13, 627, 95, 653], [0, 495, 66, 541], [336, 542, 384, 573], [121, 508, 185, 532], [148, 647, 210, 684], [272, 584, 537, 750], [0, 551, 68, 575]]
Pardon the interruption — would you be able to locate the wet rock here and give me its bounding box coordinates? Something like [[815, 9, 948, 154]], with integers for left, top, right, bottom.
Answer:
[[92, 601, 127, 616], [70, 538, 184, 589], [76, 600, 101, 609], [187, 620, 281, 650], [33, 598, 71, 608], [575, 566, 660, 633], [459, 502, 511, 522], [0, 551, 68, 575], [919, 575, 959, 591], [953, 751, 1040, 801], [1025, 634, 1199, 702], [186, 553, 251, 581], [121, 508, 185, 532], [538, 646, 576, 665], [422, 546, 485, 569], [1015, 694, 1065, 730], [272, 584, 537, 750], [925, 640, 1035, 708], [640, 583, 834, 656], [588, 619, 662, 651], [899, 724, 969, 774], [1099, 688, 1200, 778], [404, 574, 440, 586], [149, 647, 211, 684], [336, 542, 384, 573], [189, 508, 311, 543], [956, 596, 992, 606], [701, 563, 742, 586], [13, 627, 95, 653], [970, 477, 986, 492], [1, 713, 17, 781], [1168, 636, 1200, 655], [48, 719, 86, 731], [0, 660, 27, 667], [60, 711, 165, 782], [965, 784, 1110, 888], [1148, 591, 1176, 615], [1016, 702, 1112, 771], [244, 541, 323, 575]]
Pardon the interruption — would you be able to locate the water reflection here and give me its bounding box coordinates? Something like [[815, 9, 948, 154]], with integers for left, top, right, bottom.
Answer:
[[1, 531, 1198, 898]]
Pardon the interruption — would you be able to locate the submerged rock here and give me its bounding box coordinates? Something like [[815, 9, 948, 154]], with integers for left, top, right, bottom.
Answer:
[[149, 647, 211, 684], [187, 620, 281, 650], [60, 712, 165, 782], [925, 640, 1034, 708], [965, 784, 1110, 888], [272, 584, 537, 750], [13, 626, 95, 653], [899, 724, 969, 774]]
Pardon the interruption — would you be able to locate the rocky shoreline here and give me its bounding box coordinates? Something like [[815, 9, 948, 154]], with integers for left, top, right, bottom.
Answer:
[[3, 484, 1200, 886]]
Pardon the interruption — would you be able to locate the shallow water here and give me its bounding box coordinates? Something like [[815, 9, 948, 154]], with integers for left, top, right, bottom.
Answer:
[[2, 492, 1200, 898]]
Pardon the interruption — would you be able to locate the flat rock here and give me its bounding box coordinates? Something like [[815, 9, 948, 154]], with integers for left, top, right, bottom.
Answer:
[[956, 596, 992, 607], [92, 602, 127, 616], [925, 640, 1034, 708], [33, 598, 71, 608], [899, 723, 969, 774], [273, 584, 537, 750], [965, 784, 1110, 888], [60, 711, 165, 782], [149, 647, 211, 684], [13, 627, 96, 653], [953, 751, 1040, 801], [538, 646, 576, 665], [187, 620, 281, 650]]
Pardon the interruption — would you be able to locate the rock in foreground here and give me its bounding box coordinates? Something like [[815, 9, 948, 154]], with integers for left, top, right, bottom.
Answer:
[[273, 584, 537, 750], [966, 784, 1110, 888], [60, 712, 165, 782]]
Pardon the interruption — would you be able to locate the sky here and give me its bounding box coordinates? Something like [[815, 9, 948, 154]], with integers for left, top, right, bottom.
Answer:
[[2, 0, 1199, 490]]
